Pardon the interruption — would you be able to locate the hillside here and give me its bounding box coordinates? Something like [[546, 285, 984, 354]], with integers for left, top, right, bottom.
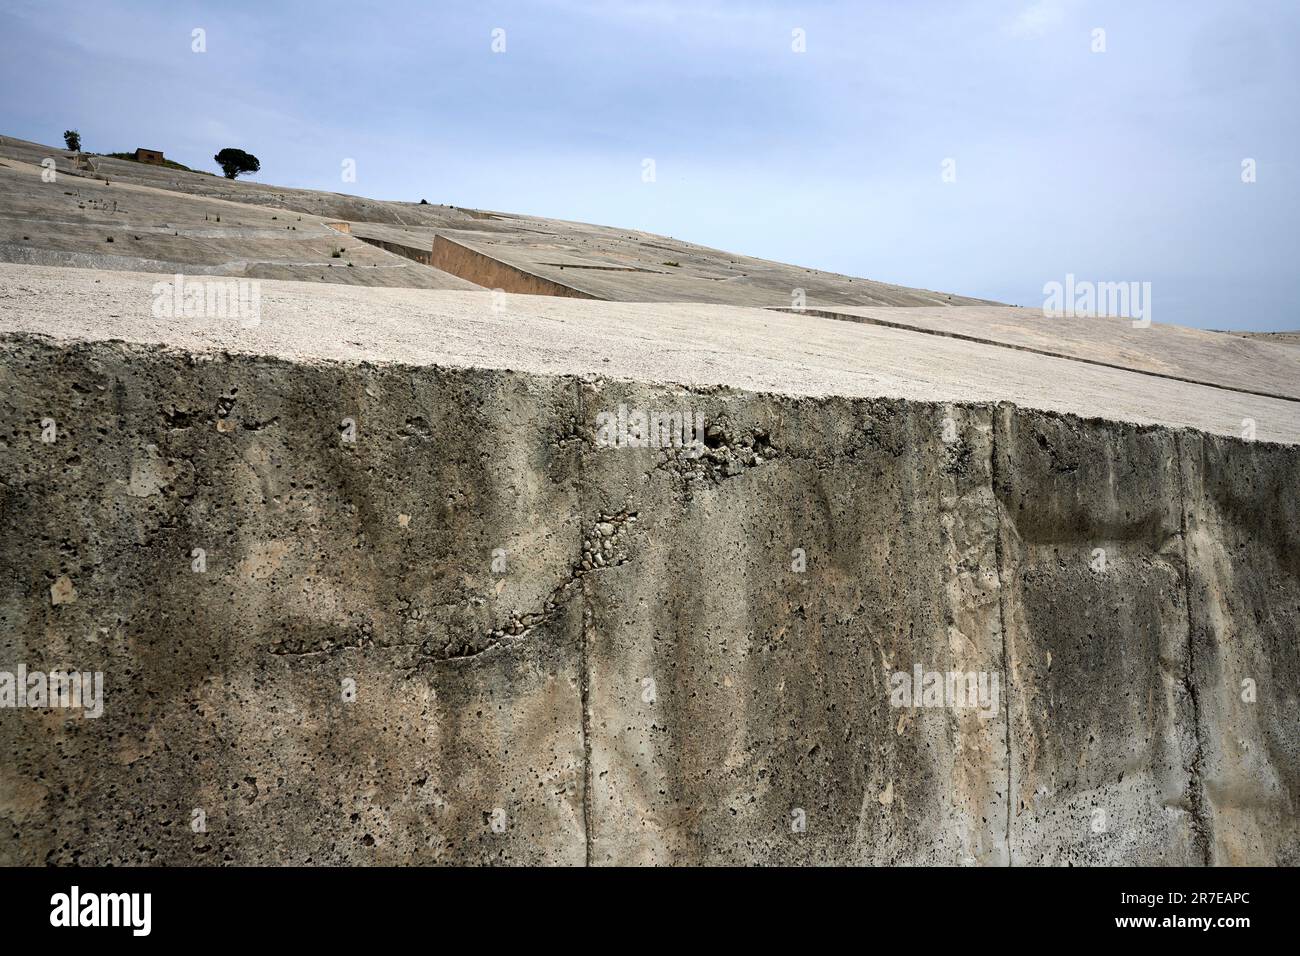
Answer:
[[0, 133, 996, 306]]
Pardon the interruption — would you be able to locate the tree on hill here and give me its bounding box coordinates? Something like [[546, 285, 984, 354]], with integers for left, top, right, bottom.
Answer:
[[214, 147, 260, 180], [63, 130, 81, 152]]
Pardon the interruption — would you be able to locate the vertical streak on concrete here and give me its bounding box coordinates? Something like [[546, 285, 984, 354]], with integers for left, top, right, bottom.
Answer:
[[990, 402, 1014, 866], [575, 377, 594, 866], [580, 576, 594, 867], [1174, 431, 1212, 865]]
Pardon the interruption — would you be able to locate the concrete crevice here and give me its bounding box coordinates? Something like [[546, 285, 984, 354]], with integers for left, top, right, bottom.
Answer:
[[990, 403, 1015, 866], [575, 378, 594, 867], [1173, 431, 1213, 865], [407, 513, 639, 666]]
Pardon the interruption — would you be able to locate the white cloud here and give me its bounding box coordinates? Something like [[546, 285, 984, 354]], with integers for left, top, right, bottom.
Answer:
[[1005, 0, 1073, 37]]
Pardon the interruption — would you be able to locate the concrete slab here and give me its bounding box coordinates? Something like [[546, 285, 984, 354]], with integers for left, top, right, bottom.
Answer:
[[3, 134, 1296, 869], [4, 326, 1295, 864], [777, 305, 1300, 402], [426, 225, 1000, 307], [0, 145, 480, 290], [0, 133, 999, 307], [2, 263, 1297, 445], [0, 348, 588, 863]]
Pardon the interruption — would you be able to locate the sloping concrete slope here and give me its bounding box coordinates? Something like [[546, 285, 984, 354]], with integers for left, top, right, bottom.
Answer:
[[0, 135, 486, 228], [3, 264, 1296, 444], [0, 264, 1296, 864], [429, 234, 602, 299], [0, 153, 478, 289], [778, 305, 1300, 402], [417, 224, 997, 307], [0, 133, 997, 307]]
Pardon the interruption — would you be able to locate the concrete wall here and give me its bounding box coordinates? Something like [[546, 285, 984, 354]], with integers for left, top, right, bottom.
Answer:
[[1, 335, 1295, 864], [355, 234, 432, 266], [430, 235, 602, 299]]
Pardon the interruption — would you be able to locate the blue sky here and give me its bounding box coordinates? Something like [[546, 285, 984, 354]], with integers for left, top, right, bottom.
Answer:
[[2, 0, 1297, 330]]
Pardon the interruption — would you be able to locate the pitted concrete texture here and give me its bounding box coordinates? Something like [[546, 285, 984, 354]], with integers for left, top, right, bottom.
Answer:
[[1, 262, 1297, 865]]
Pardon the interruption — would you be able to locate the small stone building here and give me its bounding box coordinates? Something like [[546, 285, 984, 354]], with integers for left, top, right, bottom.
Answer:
[[134, 148, 164, 165]]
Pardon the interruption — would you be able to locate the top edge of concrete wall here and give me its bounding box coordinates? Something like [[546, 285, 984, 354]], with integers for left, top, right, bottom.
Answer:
[[2, 263, 1297, 446]]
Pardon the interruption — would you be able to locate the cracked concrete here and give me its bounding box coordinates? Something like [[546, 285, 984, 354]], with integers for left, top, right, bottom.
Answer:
[[3, 102, 1297, 870], [1, 142, 1298, 870], [3, 317, 1295, 864]]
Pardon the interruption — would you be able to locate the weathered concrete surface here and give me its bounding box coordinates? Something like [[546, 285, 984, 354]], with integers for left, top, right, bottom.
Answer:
[[994, 411, 1300, 865], [415, 224, 995, 307], [1179, 433, 1300, 865], [1232, 331, 1300, 349], [776, 305, 1300, 402], [1, 264, 1296, 865], [0, 133, 998, 307], [0, 135, 493, 230], [0, 342, 587, 864], [0, 339, 1013, 865], [996, 410, 1202, 864], [0, 153, 478, 289], [429, 234, 601, 299], [3, 264, 1298, 444], [580, 387, 1007, 864]]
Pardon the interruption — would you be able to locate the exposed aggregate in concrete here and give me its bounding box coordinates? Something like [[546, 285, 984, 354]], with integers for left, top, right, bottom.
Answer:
[[1, 335, 1295, 865]]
